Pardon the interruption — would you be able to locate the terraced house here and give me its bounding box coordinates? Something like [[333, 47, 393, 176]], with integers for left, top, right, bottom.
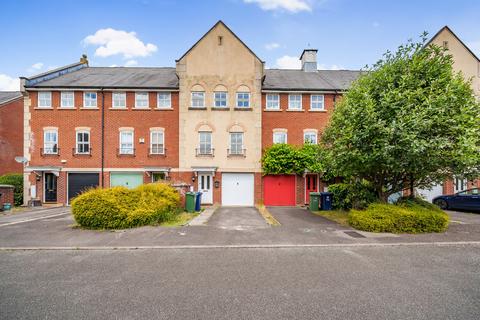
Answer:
[[20, 21, 359, 206]]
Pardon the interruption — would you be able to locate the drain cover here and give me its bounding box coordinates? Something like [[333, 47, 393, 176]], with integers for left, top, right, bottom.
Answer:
[[344, 231, 366, 238]]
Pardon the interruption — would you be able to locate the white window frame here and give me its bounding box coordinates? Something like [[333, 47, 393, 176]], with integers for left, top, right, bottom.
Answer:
[[236, 92, 250, 108], [119, 130, 134, 155], [310, 94, 325, 111], [214, 92, 228, 108], [135, 92, 149, 109], [38, 91, 52, 108], [43, 130, 58, 154], [288, 94, 302, 110], [76, 130, 90, 154], [60, 92, 74, 108], [229, 132, 244, 155], [157, 92, 171, 109], [273, 132, 287, 144], [303, 131, 318, 144], [266, 94, 280, 110], [199, 131, 212, 154], [191, 91, 205, 108], [150, 130, 165, 155], [83, 92, 97, 108], [112, 92, 126, 109]]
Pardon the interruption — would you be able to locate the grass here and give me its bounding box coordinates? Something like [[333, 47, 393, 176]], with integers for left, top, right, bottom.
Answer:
[[159, 212, 198, 227], [256, 204, 281, 226], [312, 210, 350, 226]]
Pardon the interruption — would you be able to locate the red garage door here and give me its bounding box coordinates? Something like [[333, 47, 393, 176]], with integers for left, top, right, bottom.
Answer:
[[263, 175, 296, 206]]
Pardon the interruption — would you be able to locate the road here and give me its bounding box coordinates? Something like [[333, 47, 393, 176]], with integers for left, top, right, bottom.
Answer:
[[1, 244, 479, 319]]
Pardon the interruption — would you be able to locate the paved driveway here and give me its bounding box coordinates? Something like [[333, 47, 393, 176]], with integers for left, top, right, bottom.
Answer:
[[207, 207, 268, 230]]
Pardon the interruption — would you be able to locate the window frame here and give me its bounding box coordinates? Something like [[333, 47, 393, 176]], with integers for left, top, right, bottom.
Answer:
[[76, 130, 90, 154], [112, 92, 127, 109], [213, 91, 228, 108], [43, 129, 58, 154], [83, 92, 97, 108], [273, 132, 287, 144], [38, 91, 52, 108], [198, 131, 212, 154], [266, 94, 280, 110], [60, 91, 74, 108], [119, 130, 134, 155], [288, 94, 302, 110], [135, 92, 149, 109], [303, 131, 318, 144], [310, 94, 325, 111], [229, 132, 244, 155], [191, 91, 205, 108], [157, 92, 171, 109], [150, 130, 165, 155], [236, 92, 250, 108]]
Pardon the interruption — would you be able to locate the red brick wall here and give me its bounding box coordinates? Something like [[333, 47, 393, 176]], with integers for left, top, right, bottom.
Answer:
[[0, 97, 23, 175], [28, 91, 179, 170], [0, 186, 14, 207]]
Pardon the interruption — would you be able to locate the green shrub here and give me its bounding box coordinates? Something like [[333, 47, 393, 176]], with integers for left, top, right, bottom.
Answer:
[[0, 173, 23, 206], [348, 201, 449, 233], [328, 181, 376, 210], [71, 183, 181, 229]]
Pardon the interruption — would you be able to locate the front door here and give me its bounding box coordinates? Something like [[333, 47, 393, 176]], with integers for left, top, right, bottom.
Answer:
[[198, 174, 213, 204], [305, 174, 318, 204], [44, 173, 57, 202]]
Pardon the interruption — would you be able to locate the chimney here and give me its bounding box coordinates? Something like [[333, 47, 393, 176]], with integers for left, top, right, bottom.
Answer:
[[300, 49, 318, 72], [80, 54, 89, 65]]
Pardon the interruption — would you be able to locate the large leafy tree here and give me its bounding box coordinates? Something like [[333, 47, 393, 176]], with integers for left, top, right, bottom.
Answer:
[[322, 34, 480, 202]]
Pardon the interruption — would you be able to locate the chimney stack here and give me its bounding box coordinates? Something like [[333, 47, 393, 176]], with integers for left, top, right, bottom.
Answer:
[[80, 54, 89, 65], [300, 49, 318, 72]]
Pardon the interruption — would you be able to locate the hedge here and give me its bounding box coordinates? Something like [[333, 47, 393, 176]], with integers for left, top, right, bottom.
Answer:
[[71, 183, 181, 229], [328, 181, 376, 210], [348, 198, 449, 233], [0, 173, 23, 206]]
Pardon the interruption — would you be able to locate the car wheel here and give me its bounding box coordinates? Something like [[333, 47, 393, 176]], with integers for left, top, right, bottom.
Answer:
[[434, 199, 448, 210]]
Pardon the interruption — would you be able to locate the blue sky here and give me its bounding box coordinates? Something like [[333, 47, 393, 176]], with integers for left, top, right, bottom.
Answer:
[[1, 0, 479, 90]]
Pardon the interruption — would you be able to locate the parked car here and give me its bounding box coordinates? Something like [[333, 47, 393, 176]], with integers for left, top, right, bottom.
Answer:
[[433, 188, 480, 211]]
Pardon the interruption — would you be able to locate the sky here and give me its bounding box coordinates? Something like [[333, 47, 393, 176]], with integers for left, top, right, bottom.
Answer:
[[1, 0, 479, 91]]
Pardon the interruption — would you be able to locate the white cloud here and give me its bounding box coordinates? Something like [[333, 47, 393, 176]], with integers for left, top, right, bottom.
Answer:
[[27, 62, 44, 74], [244, 0, 312, 13], [0, 74, 20, 91], [318, 63, 345, 70], [124, 59, 138, 67], [83, 28, 158, 58], [265, 42, 280, 50], [275, 55, 301, 69]]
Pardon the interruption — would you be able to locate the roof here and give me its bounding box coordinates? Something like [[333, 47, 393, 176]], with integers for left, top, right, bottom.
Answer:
[[0, 91, 22, 105], [26, 67, 179, 89], [263, 69, 362, 91], [427, 25, 480, 62]]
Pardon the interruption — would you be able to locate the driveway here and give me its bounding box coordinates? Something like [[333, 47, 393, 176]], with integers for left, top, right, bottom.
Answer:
[[207, 207, 268, 230]]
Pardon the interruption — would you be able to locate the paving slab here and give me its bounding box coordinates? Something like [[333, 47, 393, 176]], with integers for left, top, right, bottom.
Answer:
[[207, 207, 269, 230]]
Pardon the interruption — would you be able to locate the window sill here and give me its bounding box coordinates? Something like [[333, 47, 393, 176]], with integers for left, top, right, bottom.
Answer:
[[148, 153, 166, 157], [308, 109, 327, 112], [132, 108, 151, 111], [263, 109, 282, 112], [189, 107, 207, 110], [286, 109, 304, 112], [212, 107, 229, 111], [154, 107, 174, 111], [81, 107, 99, 110], [109, 107, 128, 110], [234, 107, 253, 111], [59, 107, 75, 110], [34, 107, 53, 110]]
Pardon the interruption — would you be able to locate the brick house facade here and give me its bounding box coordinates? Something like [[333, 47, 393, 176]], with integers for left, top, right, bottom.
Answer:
[[0, 92, 23, 175]]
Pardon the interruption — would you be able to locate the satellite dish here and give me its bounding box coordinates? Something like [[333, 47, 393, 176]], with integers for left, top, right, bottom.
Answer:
[[14, 156, 28, 164]]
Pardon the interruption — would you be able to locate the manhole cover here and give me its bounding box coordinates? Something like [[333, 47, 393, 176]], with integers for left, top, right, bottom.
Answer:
[[344, 231, 366, 238]]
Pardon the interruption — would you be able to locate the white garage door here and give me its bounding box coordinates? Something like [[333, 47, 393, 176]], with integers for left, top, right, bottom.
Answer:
[[222, 173, 254, 206], [417, 183, 444, 203]]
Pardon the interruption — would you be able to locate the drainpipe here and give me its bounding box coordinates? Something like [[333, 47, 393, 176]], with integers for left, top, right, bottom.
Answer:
[[101, 88, 105, 188]]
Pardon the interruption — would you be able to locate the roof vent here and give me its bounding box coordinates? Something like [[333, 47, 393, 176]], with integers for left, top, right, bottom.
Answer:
[[80, 54, 89, 65], [300, 49, 318, 72]]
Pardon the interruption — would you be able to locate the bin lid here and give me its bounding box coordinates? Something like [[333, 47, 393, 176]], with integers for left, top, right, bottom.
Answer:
[[309, 192, 321, 196], [186, 192, 196, 195], [320, 192, 333, 195]]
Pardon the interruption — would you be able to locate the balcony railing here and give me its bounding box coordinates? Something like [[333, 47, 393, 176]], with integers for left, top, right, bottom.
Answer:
[[117, 148, 135, 156], [195, 148, 214, 157], [148, 147, 166, 156], [72, 147, 92, 156], [227, 148, 246, 157], [41, 147, 59, 156]]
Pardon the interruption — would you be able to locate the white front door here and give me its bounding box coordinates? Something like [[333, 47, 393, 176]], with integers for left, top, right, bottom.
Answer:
[[222, 173, 254, 206], [198, 174, 213, 204]]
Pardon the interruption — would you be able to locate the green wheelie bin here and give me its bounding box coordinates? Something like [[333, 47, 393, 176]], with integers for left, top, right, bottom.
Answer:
[[309, 192, 321, 211], [185, 192, 196, 213]]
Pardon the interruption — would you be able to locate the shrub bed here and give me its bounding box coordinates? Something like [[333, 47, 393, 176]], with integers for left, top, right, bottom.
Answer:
[[348, 198, 449, 233], [0, 173, 23, 206], [328, 181, 376, 210], [71, 183, 181, 229]]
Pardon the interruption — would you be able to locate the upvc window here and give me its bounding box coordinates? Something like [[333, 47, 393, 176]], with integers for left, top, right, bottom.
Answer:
[[288, 94, 302, 110], [191, 91, 205, 108], [119, 131, 134, 154], [157, 92, 171, 109], [76, 131, 90, 154], [60, 92, 74, 108], [236, 92, 250, 108], [112, 92, 126, 108], [304, 131, 318, 144], [135, 92, 149, 108], [38, 92, 52, 108], [43, 130, 58, 154], [310, 95, 324, 110], [150, 131, 165, 154], [84, 92, 97, 108], [273, 132, 287, 144], [199, 131, 212, 154], [266, 94, 279, 110], [229, 132, 244, 155], [214, 92, 227, 108]]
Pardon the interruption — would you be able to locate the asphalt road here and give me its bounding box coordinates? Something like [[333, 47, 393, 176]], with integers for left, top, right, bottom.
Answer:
[[1, 245, 479, 319]]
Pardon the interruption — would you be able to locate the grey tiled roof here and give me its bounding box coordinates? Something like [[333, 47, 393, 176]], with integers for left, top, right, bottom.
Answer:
[[263, 69, 362, 91], [28, 67, 179, 89], [0, 91, 22, 105]]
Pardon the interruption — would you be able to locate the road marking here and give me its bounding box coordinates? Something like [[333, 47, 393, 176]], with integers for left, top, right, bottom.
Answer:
[[1, 241, 480, 251], [0, 211, 70, 227]]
